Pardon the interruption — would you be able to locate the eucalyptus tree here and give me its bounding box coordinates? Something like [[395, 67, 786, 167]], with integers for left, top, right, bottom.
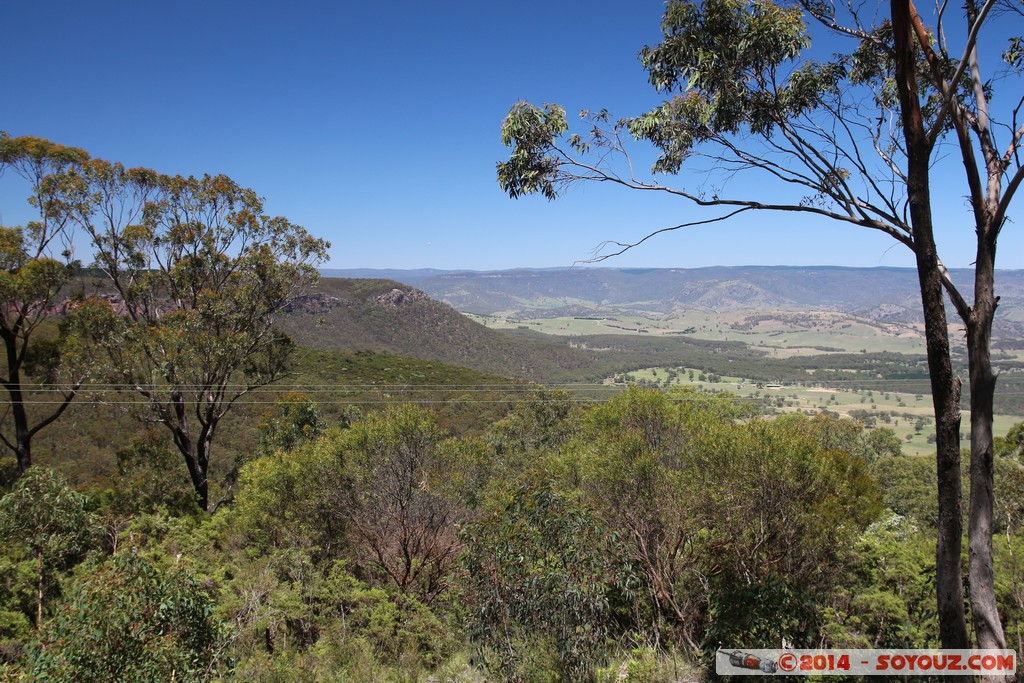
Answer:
[[66, 167, 330, 511], [0, 133, 89, 473], [343, 405, 462, 604], [0, 467, 96, 628], [27, 550, 230, 681], [497, 0, 1023, 653]]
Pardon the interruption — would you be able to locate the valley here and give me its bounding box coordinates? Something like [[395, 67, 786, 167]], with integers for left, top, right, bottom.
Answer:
[[282, 269, 1024, 456], [466, 308, 930, 355]]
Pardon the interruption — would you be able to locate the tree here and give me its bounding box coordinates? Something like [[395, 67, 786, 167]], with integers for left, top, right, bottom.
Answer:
[[821, 512, 937, 649], [26, 550, 231, 682], [996, 420, 1024, 459], [111, 430, 201, 516], [577, 389, 880, 658], [461, 482, 634, 682], [0, 133, 89, 473], [497, 0, 1022, 653], [342, 406, 461, 604], [578, 387, 718, 652], [0, 468, 95, 628], [257, 392, 327, 458], [64, 167, 330, 511]]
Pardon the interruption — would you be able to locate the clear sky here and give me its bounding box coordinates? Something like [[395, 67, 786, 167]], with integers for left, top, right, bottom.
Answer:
[[2, 0, 1021, 271]]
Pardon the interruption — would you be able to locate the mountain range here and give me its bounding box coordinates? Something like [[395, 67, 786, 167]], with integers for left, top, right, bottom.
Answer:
[[323, 266, 1024, 339]]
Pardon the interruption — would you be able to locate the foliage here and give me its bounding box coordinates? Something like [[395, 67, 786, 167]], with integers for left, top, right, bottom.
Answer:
[[488, 388, 578, 454], [595, 646, 698, 683], [256, 392, 327, 458], [0, 378, 1013, 679], [342, 405, 462, 603], [0, 552, 33, 666], [994, 534, 1024, 661], [218, 547, 456, 679], [576, 387, 709, 651], [994, 455, 1024, 538], [194, 427, 462, 681], [864, 426, 904, 460], [0, 468, 96, 628], [870, 455, 938, 529], [705, 418, 879, 644], [26, 550, 231, 682], [108, 430, 201, 516], [996, 420, 1024, 459], [486, 388, 578, 482], [571, 388, 882, 661], [231, 432, 351, 563], [462, 482, 636, 682], [821, 512, 937, 649]]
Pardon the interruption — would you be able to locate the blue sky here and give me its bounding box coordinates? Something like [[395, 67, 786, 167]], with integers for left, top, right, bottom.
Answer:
[[2, 0, 1021, 271]]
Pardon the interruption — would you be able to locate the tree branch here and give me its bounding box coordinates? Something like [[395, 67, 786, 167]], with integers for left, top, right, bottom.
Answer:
[[922, 0, 998, 145], [27, 383, 82, 439], [937, 259, 971, 320], [992, 161, 1024, 238], [582, 209, 755, 263]]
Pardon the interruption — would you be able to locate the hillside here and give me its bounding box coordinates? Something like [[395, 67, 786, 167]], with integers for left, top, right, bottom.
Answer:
[[304, 273, 1024, 416], [276, 278, 596, 381], [277, 278, 824, 384]]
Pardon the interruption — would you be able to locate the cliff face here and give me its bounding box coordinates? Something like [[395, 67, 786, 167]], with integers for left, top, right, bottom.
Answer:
[[374, 288, 428, 308]]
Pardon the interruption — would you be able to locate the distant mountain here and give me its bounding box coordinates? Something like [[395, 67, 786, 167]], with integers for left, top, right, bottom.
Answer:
[[323, 266, 1024, 337], [320, 268, 455, 281]]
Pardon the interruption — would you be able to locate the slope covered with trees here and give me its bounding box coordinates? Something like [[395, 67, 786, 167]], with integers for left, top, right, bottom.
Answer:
[[275, 277, 596, 381]]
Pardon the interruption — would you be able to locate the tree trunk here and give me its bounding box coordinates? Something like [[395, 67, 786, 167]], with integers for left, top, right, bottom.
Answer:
[[920, 266, 970, 651], [36, 547, 44, 628], [891, 0, 970, 649], [169, 423, 209, 512], [967, 242, 1007, 658], [13, 409, 31, 475], [183, 445, 208, 513], [196, 432, 212, 513], [2, 330, 32, 474]]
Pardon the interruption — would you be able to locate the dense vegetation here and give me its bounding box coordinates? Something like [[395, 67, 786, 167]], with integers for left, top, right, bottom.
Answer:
[[2, 385, 1023, 681]]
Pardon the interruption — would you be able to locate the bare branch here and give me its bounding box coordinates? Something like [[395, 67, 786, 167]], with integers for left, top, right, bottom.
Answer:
[[992, 160, 1024, 236], [581, 209, 755, 263], [581, 199, 913, 264], [936, 259, 971, 320], [923, 0, 999, 145], [27, 383, 81, 439]]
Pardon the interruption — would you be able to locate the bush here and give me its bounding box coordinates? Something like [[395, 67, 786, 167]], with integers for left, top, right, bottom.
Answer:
[[26, 550, 231, 682], [462, 482, 636, 682]]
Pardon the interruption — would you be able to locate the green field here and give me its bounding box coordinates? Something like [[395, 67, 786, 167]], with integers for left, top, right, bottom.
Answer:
[[611, 365, 1020, 456], [468, 309, 931, 355]]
